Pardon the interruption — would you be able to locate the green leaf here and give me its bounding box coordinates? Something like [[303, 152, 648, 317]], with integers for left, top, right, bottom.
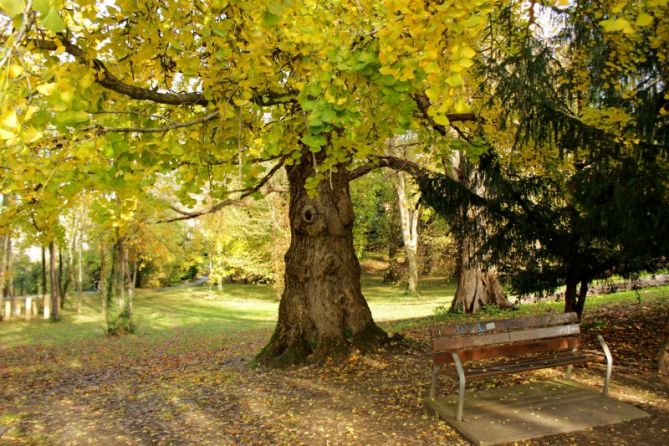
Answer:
[[262, 9, 280, 26], [320, 107, 337, 123], [307, 115, 322, 128], [40, 7, 65, 33], [55, 110, 89, 126], [170, 141, 184, 155], [103, 144, 114, 158], [301, 134, 326, 151], [33, 0, 50, 15], [0, 0, 25, 17]]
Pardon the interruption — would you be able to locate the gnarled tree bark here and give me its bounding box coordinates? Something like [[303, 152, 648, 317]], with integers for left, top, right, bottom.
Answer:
[[449, 151, 514, 313], [451, 236, 513, 313], [257, 152, 387, 366]]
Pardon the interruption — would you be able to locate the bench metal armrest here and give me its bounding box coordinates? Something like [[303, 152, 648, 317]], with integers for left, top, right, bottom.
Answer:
[[597, 334, 613, 396], [452, 351, 466, 422]]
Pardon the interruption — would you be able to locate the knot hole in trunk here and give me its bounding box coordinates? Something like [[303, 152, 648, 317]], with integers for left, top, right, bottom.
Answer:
[[324, 253, 341, 273], [301, 205, 318, 224]]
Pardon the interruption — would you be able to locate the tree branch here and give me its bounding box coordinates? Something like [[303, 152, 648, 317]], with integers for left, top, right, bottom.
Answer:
[[96, 110, 220, 134], [159, 158, 286, 223], [349, 155, 429, 180], [412, 93, 480, 136], [29, 38, 295, 107]]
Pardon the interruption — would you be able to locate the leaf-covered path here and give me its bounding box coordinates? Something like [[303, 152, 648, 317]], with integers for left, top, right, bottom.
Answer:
[[2, 301, 669, 445]]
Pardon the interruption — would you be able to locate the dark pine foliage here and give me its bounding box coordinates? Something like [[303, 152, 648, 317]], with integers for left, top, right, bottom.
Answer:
[[419, 2, 669, 318]]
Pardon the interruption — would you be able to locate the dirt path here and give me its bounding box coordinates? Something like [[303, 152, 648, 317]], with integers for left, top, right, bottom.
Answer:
[[1, 302, 668, 445]]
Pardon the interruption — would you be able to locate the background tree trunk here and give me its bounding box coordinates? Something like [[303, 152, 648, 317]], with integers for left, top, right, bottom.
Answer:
[[564, 278, 588, 320], [383, 206, 403, 284], [0, 233, 9, 321], [257, 154, 387, 367], [449, 151, 512, 313], [49, 241, 60, 321], [392, 171, 420, 293], [58, 249, 65, 309], [77, 230, 83, 314], [451, 235, 513, 313], [8, 237, 18, 318], [659, 315, 669, 380], [106, 236, 134, 335], [42, 246, 49, 319]]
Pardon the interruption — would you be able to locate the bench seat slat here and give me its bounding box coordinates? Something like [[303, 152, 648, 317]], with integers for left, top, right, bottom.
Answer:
[[447, 351, 604, 379], [430, 312, 578, 338], [432, 336, 581, 366], [433, 324, 581, 351]]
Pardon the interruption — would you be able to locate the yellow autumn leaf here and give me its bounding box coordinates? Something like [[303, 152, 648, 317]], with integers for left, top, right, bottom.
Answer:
[[2, 110, 18, 128], [36, 82, 58, 96], [22, 126, 43, 143], [460, 45, 476, 59], [454, 99, 469, 113], [8, 64, 23, 78], [433, 114, 450, 126], [635, 12, 653, 27], [0, 128, 16, 140], [24, 105, 38, 121], [600, 18, 634, 34]]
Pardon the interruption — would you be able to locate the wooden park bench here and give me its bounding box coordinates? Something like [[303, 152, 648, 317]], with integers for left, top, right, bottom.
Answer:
[[429, 312, 613, 421]]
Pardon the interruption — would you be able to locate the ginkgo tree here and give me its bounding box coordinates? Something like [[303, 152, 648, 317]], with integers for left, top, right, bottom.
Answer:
[[1, 0, 666, 365]]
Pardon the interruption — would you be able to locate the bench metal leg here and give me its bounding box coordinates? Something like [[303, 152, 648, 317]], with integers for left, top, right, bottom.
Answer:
[[429, 365, 440, 400], [452, 352, 466, 422], [565, 364, 573, 379], [597, 334, 613, 396], [565, 347, 577, 379]]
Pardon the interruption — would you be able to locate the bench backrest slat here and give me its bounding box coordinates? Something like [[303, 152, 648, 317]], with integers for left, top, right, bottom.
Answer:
[[432, 323, 580, 352], [430, 312, 578, 339], [432, 336, 581, 365]]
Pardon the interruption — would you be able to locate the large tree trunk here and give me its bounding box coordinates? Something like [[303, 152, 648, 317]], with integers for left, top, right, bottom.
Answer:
[[392, 171, 420, 293], [257, 155, 387, 367], [49, 241, 60, 321]]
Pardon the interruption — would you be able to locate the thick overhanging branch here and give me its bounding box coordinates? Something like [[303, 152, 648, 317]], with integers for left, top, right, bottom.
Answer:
[[349, 155, 429, 180], [30, 38, 295, 107], [159, 158, 286, 223]]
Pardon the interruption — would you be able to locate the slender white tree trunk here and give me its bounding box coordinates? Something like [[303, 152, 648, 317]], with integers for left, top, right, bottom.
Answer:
[[0, 233, 9, 321], [49, 240, 60, 321], [77, 227, 84, 314], [392, 171, 420, 293], [42, 246, 50, 319]]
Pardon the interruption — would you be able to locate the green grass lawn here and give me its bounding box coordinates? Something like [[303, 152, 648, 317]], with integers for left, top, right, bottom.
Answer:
[[2, 278, 668, 350], [0, 276, 456, 349]]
